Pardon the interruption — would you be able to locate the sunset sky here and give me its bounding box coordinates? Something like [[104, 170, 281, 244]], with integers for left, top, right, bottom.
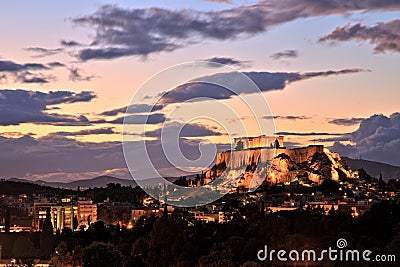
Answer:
[[1, 0, 399, 182]]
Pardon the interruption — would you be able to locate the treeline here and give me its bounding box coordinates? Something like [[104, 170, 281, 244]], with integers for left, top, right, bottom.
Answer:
[[0, 181, 146, 205], [84, 183, 146, 204], [0, 181, 75, 197], [1, 201, 399, 266]]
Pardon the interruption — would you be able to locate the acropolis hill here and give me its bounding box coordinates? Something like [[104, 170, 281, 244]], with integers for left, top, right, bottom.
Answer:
[[202, 135, 352, 188]]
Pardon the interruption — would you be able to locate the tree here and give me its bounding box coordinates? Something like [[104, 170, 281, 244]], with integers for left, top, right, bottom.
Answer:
[[42, 209, 54, 235], [73, 215, 78, 231], [274, 139, 280, 148], [357, 168, 372, 182], [12, 236, 34, 259], [40, 209, 54, 258], [4, 208, 10, 233], [235, 140, 244, 151], [82, 242, 123, 267], [320, 179, 339, 194]]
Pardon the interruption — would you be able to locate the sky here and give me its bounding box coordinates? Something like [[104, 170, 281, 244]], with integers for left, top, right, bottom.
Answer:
[[0, 0, 399, 182]]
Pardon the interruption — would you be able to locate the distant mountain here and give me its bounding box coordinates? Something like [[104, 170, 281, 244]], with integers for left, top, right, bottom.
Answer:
[[8, 176, 138, 190], [343, 157, 400, 181], [7, 175, 181, 190]]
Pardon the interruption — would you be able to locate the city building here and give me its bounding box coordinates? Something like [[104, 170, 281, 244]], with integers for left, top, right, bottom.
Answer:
[[33, 197, 97, 232]]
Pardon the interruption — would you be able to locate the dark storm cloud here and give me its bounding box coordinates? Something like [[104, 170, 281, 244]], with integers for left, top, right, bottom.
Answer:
[[0, 89, 96, 126], [144, 122, 222, 138], [332, 113, 400, 167], [100, 104, 164, 116], [159, 69, 365, 104], [72, 1, 400, 60], [319, 20, 400, 53], [25, 47, 63, 57], [270, 50, 298, 60], [68, 66, 96, 82], [204, 57, 250, 67], [61, 40, 83, 47], [328, 117, 364, 126], [263, 115, 310, 120]]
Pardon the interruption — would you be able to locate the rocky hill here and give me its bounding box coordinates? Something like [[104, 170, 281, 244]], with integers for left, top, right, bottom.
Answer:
[[202, 146, 353, 190]]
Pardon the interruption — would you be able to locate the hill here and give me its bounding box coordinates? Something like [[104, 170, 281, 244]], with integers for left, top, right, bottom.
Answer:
[[343, 157, 400, 181], [0, 180, 74, 196], [8, 175, 138, 190]]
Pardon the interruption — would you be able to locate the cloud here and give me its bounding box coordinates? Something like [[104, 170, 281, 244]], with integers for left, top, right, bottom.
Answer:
[[331, 113, 400, 167], [319, 20, 400, 53], [0, 89, 96, 126], [47, 62, 66, 68], [204, 0, 233, 4], [328, 117, 364, 126], [0, 133, 228, 180], [14, 71, 55, 84], [124, 138, 230, 178], [298, 68, 366, 79], [270, 49, 298, 60], [159, 68, 365, 104], [61, 40, 83, 47], [263, 115, 310, 120], [0, 59, 55, 84], [144, 122, 222, 138], [275, 131, 348, 136], [49, 127, 116, 137], [0, 132, 35, 138], [0, 60, 48, 72], [100, 104, 164, 116], [110, 113, 166, 125], [44, 91, 96, 105], [317, 135, 352, 142], [0, 134, 126, 179], [68, 66, 96, 82], [203, 57, 250, 68], [24, 47, 63, 57], [72, 1, 400, 60]]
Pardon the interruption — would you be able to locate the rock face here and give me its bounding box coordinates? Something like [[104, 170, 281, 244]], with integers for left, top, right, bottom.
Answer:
[[268, 148, 352, 185], [203, 146, 353, 189]]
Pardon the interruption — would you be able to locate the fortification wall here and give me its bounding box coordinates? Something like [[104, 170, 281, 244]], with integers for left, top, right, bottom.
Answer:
[[215, 145, 324, 170]]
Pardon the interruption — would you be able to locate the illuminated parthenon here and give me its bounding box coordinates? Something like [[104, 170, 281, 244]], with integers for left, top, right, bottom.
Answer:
[[233, 135, 285, 150]]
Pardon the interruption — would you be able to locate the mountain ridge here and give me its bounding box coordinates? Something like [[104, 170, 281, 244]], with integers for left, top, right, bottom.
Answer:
[[8, 175, 138, 189], [343, 157, 400, 181]]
